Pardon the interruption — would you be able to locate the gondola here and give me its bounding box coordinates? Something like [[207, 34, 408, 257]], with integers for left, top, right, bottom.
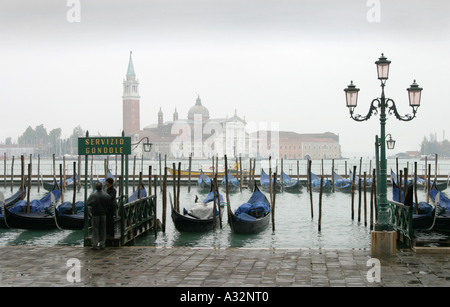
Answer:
[[332, 171, 352, 193], [171, 185, 223, 232], [53, 200, 85, 230], [259, 169, 281, 192], [429, 189, 450, 231], [309, 172, 333, 193], [2, 189, 62, 230], [221, 171, 240, 193], [128, 186, 147, 202], [417, 174, 448, 192], [280, 171, 302, 193], [43, 175, 77, 192], [390, 169, 448, 192], [0, 188, 25, 228], [228, 185, 271, 234], [391, 174, 436, 229], [197, 171, 212, 193]]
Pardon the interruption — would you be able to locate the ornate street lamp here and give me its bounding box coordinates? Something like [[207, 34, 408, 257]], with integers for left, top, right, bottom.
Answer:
[[407, 80, 423, 109], [386, 134, 396, 150], [375, 53, 391, 80], [132, 137, 153, 152], [143, 139, 152, 152], [344, 53, 423, 235], [344, 81, 359, 111]]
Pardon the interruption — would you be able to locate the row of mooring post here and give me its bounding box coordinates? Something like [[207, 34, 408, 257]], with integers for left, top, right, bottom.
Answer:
[[12, 154, 82, 215], [3, 154, 447, 191], [350, 167, 378, 229], [3, 153, 448, 236], [304, 159, 381, 231]]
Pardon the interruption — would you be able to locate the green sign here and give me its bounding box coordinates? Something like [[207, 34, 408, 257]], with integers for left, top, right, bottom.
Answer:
[[78, 137, 131, 155]]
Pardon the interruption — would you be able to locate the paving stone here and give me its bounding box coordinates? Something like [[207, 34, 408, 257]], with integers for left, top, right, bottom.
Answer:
[[1, 246, 450, 287]]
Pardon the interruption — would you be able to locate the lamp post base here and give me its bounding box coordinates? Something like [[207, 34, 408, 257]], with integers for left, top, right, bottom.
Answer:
[[371, 230, 396, 257]]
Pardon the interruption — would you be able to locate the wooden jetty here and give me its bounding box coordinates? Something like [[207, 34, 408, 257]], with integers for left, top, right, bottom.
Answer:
[[84, 195, 157, 247]]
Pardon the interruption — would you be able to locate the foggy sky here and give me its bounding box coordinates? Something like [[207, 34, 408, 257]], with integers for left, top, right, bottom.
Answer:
[[1, 0, 449, 156]]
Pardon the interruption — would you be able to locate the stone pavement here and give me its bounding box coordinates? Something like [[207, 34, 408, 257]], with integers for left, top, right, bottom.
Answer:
[[0, 246, 449, 287]]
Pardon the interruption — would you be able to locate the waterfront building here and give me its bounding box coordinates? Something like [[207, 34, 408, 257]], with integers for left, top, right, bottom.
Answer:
[[252, 131, 341, 160], [122, 53, 341, 160]]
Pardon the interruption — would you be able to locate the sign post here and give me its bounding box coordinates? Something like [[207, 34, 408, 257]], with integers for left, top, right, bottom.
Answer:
[[78, 131, 131, 246]]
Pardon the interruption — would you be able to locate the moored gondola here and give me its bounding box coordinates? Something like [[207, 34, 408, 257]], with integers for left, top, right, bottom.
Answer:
[[53, 200, 85, 230], [429, 189, 450, 232], [280, 171, 302, 193], [259, 169, 281, 192], [391, 173, 436, 229], [309, 172, 333, 193], [228, 185, 271, 234], [221, 171, 240, 193], [43, 175, 78, 192], [2, 189, 61, 230], [332, 171, 352, 193], [390, 169, 448, 192], [197, 171, 212, 193], [171, 185, 223, 232]]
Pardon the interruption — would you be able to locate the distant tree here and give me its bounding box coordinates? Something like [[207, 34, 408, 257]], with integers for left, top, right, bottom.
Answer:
[[14, 124, 86, 157], [420, 133, 450, 156], [49, 128, 62, 156], [35, 124, 48, 142], [18, 126, 36, 146], [67, 125, 85, 155]]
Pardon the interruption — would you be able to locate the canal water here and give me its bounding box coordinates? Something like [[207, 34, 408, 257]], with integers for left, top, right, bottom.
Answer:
[[1, 183, 447, 248]]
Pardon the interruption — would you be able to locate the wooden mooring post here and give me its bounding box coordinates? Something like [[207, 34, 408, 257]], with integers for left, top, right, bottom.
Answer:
[[351, 165, 356, 220], [308, 159, 313, 219], [162, 166, 167, 232], [224, 155, 232, 226], [10, 156, 14, 192], [363, 171, 367, 227], [370, 168, 376, 229], [358, 176, 362, 223], [271, 171, 277, 232], [318, 176, 324, 232]]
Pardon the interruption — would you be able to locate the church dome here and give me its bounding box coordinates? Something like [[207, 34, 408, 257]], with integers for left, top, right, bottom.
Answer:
[[188, 95, 209, 121]]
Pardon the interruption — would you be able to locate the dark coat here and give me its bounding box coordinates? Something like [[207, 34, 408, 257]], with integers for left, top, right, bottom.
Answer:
[[106, 186, 117, 215], [86, 190, 110, 216]]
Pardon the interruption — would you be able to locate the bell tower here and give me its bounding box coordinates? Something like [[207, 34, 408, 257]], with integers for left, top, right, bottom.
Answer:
[[122, 51, 140, 136]]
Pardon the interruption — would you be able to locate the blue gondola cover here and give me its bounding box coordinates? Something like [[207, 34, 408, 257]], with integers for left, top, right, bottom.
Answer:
[[9, 190, 61, 214], [235, 190, 270, 218]]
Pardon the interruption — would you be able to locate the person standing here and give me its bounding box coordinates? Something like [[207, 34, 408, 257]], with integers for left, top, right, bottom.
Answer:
[[105, 177, 117, 238], [86, 181, 110, 250]]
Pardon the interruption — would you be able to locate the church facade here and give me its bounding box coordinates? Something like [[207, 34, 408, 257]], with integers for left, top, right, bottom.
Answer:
[[122, 52, 248, 159], [122, 53, 341, 160], [140, 95, 248, 159]]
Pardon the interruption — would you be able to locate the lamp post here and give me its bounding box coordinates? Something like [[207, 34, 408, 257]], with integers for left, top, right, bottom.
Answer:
[[344, 54, 422, 255], [132, 137, 153, 153], [385, 134, 396, 150]]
